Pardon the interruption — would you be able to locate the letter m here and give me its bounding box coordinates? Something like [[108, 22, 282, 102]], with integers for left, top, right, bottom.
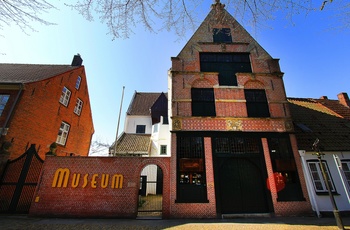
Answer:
[[52, 168, 70, 187], [111, 174, 123, 188]]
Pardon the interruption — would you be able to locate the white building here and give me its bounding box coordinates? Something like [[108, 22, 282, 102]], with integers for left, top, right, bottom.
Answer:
[[289, 93, 350, 216]]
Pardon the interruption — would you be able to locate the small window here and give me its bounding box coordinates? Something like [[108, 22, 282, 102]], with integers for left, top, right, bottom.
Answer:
[[59, 87, 71, 106], [245, 89, 270, 117], [0, 95, 10, 116], [213, 28, 232, 43], [56, 122, 70, 145], [75, 76, 82, 90], [191, 88, 216, 116], [160, 145, 167, 155], [136, 125, 146, 134], [74, 98, 83, 115], [307, 160, 336, 194]]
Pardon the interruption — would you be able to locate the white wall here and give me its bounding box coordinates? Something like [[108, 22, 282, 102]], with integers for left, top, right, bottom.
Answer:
[[124, 115, 152, 134], [141, 164, 158, 195], [299, 150, 350, 213], [150, 116, 170, 157]]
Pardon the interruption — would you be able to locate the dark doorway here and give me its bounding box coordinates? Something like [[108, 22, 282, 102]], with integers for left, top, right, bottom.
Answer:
[[213, 137, 273, 215]]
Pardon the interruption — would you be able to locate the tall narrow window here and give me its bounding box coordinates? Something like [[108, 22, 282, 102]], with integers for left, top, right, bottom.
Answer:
[[56, 122, 70, 145], [200, 53, 251, 86], [0, 95, 10, 116], [268, 136, 305, 201], [245, 89, 270, 117], [136, 125, 146, 134], [341, 160, 350, 188], [74, 98, 83, 115], [213, 28, 232, 43], [307, 160, 336, 194], [177, 136, 207, 203], [75, 76, 82, 89], [59, 86, 71, 106], [191, 88, 216, 116]]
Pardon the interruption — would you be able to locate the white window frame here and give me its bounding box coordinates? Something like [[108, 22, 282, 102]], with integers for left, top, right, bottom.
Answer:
[[307, 160, 336, 193], [160, 145, 167, 155], [75, 76, 82, 90], [59, 86, 71, 106], [56, 122, 70, 145], [74, 98, 83, 115], [341, 160, 350, 188], [0, 95, 10, 116]]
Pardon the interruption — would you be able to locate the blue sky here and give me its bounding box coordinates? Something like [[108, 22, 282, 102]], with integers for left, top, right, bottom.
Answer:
[[0, 1, 349, 155]]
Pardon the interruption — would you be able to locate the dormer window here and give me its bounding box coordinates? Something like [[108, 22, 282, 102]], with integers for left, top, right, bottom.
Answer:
[[75, 76, 81, 90], [136, 125, 146, 134], [213, 28, 232, 43]]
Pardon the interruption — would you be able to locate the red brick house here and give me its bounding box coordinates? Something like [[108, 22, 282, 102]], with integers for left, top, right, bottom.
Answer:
[[0, 55, 94, 161], [168, 1, 312, 217]]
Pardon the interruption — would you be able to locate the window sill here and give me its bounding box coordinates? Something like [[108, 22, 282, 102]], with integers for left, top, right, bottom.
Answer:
[[315, 192, 340, 196], [175, 199, 209, 204]]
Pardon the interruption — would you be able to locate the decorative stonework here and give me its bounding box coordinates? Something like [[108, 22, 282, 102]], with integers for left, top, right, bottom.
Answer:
[[173, 118, 182, 130], [211, 0, 227, 24], [226, 119, 243, 131]]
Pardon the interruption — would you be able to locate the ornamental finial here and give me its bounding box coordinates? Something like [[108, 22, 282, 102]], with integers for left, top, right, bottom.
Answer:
[[211, 0, 226, 24], [211, 0, 225, 10]]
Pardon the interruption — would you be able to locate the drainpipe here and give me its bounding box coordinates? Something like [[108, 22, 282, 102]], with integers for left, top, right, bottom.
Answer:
[[298, 150, 321, 217], [1, 83, 24, 138], [313, 139, 344, 230]]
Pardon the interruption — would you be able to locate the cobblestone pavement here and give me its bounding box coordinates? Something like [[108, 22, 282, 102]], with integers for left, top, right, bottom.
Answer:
[[1, 215, 350, 230]]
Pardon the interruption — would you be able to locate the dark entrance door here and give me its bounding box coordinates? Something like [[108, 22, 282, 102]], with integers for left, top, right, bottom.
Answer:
[[0, 144, 43, 213], [213, 137, 272, 215]]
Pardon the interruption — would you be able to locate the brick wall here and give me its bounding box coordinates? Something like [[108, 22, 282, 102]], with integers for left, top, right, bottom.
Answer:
[[2, 66, 94, 160], [30, 156, 170, 218]]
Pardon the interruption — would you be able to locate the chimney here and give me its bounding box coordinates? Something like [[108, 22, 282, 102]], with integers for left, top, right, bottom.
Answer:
[[337, 92, 350, 107], [319, 96, 328, 99], [71, 54, 83, 66]]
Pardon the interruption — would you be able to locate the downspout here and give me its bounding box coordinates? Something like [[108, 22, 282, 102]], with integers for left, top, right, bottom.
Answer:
[[1, 84, 24, 137], [299, 150, 321, 217]]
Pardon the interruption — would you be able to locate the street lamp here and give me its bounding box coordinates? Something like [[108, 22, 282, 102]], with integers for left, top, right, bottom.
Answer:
[[312, 138, 344, 230]]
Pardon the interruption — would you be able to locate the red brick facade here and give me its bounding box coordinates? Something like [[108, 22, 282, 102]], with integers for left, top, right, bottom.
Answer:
[[0, 64, 94, 160], [30, 3, 313, 219], [30, 156, 170, 218], [168, 2, 312, 218]]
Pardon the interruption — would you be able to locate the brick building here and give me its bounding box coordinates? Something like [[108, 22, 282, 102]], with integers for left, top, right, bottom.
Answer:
[[168, 1, 312, 217], [0, 55, 94, 162], [29, 2, 316, 219]]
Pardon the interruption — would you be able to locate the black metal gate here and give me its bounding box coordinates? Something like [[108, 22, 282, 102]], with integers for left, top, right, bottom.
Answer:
[[0, 144, 43, 213], [213, 136, 273, 215], [138, 165, 163, 218]]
